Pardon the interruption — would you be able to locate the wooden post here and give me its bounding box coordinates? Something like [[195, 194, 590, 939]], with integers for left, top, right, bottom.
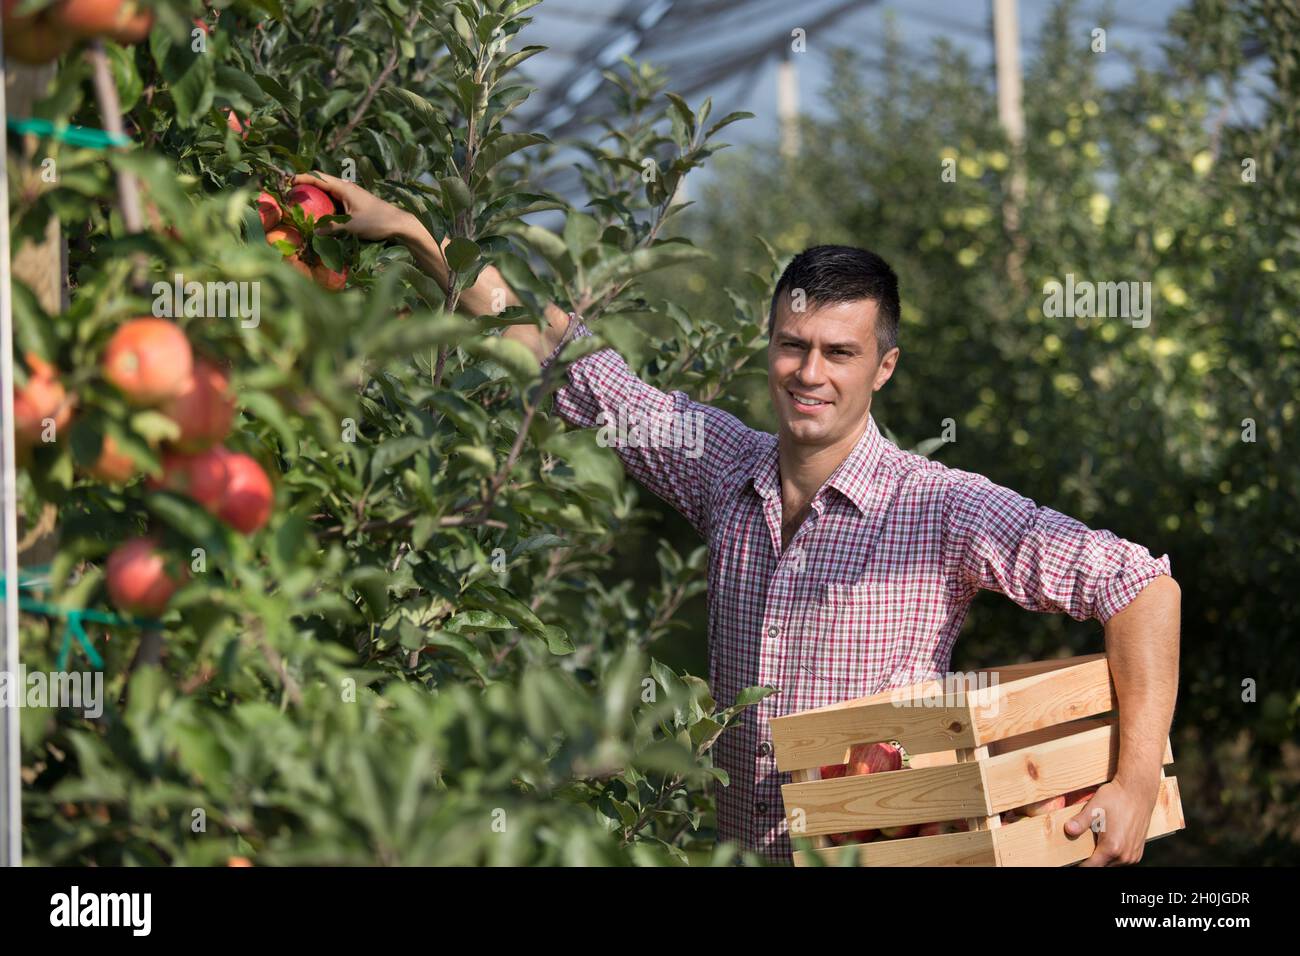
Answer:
[[992, 0, 1028, 291], [2, 51, 65, 867]]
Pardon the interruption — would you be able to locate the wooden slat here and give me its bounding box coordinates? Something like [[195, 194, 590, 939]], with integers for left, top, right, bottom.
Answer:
[[770, 693, 974, 771], [794, 828, 997, 867], [789, 768, 831, 850], [972, 653, 1105, 684], [983, 722, 1175, 812], [800, 775, 1185, 867], [957, 746, 1000, 831], [993, 775, 1185, 866], [992, 715, 1175, 764], [780, 762, 988, 835], [971, 656, 1116, 747]]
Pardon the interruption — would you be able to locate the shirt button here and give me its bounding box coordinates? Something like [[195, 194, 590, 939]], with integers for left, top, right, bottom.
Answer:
[[756, 801, 769, 814], [767, 625, 779, 638], [757, 742, 772, 757]]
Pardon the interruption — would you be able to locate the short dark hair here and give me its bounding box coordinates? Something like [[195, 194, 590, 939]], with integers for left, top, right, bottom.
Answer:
[[767, 245, 901, 357]]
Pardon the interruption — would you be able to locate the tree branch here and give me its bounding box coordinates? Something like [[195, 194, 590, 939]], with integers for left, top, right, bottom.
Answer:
[[327, 10, 419, 152]]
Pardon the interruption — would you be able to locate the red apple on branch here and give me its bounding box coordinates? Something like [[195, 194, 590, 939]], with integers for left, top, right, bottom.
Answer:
[[162, 358, 235, 452], [88, 434, 138, 483], [225, 109, 249, 139], [256, 191, 282, 231], [310, 260, 348, 291], [152, 448, 230, 513], [102, 318, 194, 406], [14, 353, 75, 450], [106, 537, 183, 616], [56, 0, 152, 42], [214, 451, 273, 533], [284, 183, 337, 224], [3, 0, 73, 63]]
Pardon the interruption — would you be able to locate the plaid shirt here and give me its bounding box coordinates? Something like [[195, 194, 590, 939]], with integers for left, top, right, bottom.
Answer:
[[546, 320, 1171, 864]]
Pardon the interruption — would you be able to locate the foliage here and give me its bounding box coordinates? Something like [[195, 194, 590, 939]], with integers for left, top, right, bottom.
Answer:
[[13, 0, 771, 865]]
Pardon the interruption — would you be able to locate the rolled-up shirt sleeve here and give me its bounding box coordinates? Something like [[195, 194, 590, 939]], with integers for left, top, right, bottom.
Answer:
[[541, 316, 759, 536], [941, 469, 1171, 624]]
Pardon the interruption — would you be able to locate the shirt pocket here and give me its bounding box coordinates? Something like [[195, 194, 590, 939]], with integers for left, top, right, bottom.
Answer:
[[787, 580, 898, 705]]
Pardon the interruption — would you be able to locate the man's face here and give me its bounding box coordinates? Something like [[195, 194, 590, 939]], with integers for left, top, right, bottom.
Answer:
[[767, 297, 900, 450]]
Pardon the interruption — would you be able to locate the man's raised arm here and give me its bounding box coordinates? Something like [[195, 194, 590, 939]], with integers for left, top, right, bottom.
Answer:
[[293, 171, 759, 536], [291, 171, 571, 360]]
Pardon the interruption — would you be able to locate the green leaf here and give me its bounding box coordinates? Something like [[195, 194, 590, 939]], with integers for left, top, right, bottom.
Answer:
[[129, 410, 182, 445], [664, 92, 697, 140], [562, 211, 600, 259], [465, 336, 539, 384], [706, 110, 754, 138], [370, 435, 429, 480], [445, 237, 481, 272], [151, 29, 214, 126], [476, 132, 549, 175], [441, 176, 473, 213], [347, 567, 391, 619], [732, 685, 778, 709], [541, 624, 574, 655]]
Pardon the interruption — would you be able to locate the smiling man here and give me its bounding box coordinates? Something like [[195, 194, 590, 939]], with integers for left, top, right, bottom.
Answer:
[[296, 174, 1182, 867]]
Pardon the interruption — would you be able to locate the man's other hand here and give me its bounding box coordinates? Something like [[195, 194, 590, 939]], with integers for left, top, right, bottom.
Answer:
[[1066, 774, 1161, 866]]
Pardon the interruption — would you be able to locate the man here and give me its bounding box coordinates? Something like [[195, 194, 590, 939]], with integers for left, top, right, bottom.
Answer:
[[295, 173, 1181, 866]]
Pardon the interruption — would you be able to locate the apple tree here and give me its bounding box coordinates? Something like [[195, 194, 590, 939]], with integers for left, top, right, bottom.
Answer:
[[8, 0, 770, 865]]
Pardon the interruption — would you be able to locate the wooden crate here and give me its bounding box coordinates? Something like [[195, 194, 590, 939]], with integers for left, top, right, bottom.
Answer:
[[771, 653, 1185, 866]]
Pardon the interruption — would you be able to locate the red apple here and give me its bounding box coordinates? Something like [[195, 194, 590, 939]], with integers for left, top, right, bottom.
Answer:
[[256, 191, 281, 231], [109, 1, 152, 42], [216, 451, 273, 533], [1021, 794, 1067, 817], [55, 0, 150, 41], [88, 434, 138, 483], [225, 109, 248, 139], [161, 358, 235, 452], [878, 824, 919, 839], [151, 447, 230, 513], [102, 318, 193, 406], [105, 537, 182, 616], [820, 740, 901, 779], [284, 183, 336, 223], [265, 223, 312, 276], [310, 260, 348, 291], [3, 0, 73, 63], [265, 223, 302, 249], [14, 353, 75, 449], [848, 741, 902, 775]]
